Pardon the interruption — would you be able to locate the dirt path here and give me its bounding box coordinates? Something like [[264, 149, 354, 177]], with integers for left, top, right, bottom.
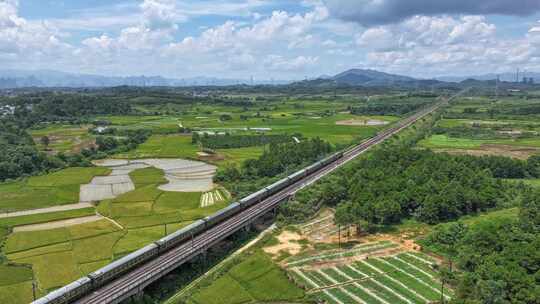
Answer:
[[0, 203, 94, 219], [13, 215, 103, 232], [103, 216, 124, 230]]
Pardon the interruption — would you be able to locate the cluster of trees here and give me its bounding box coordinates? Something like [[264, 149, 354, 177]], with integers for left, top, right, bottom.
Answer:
[[240, 138, 331, 178], [192, 133, 296, 149], [334, 148, 520, 227], [421, 189, 540, 304], [5, 92, 132, 125], [216, 138, 332, 197], [461, 154, 540, 179], [432, 125, 499, 139], [509, 104, 540, 115], [0, 118, 64, 181], [281, 146, 526, 227], [84, 129, 152, 158], [349, 101, 431, 116], [0, 143, 65, 181]]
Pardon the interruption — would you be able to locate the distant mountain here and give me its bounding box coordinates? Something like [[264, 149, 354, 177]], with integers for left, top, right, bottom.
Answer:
[[0, 69, 291, 88], [294, 68, 432, 87], [437, 72, 540, 83], [333, 69, 416, 85]]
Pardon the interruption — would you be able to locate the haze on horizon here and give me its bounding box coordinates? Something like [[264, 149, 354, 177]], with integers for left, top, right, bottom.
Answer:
[[2, 0, 540, 80]]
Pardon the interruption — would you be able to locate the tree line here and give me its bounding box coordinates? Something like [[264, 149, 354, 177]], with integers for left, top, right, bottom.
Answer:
[[192, 133, 297, 149], [349, 100, 431, 116], [215, 138, 333, 198]]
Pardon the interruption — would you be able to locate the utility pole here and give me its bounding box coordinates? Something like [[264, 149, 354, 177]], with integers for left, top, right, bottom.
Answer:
[[440, 278, 445, 304], [338, 224, 341, 248], [32, 273, 36, 301]]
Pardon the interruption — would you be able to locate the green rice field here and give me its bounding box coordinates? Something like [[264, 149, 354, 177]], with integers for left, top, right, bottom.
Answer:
[[0, 166, 231, 303], [0, 167, 111, 212]]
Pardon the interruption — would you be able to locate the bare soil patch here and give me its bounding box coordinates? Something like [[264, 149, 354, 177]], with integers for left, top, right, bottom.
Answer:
[[92, 159, 130, 167], [13, 215, 102, 232], [199, 153, 225, 162], [72, 138, 96, 153], [264, 230, 305, 256], [435, 144, 540, 160], [336, 119, 389, 126]]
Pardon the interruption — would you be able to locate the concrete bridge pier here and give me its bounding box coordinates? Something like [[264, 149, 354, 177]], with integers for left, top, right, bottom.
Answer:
[[123, 289, 144, 304]]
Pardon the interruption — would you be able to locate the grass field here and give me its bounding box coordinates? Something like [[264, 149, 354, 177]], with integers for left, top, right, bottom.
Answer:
[[419, 97, 540, 157], [438, 118, 540, 129], [0, 167, 111, 212], [116, 134, 199, 159], [105, 107, 397, 167], [112, 113, 392, 168], [115, 134, 266, 167], [188, 251, 305, 304], [419, 134, 540, 150], [129, 167, 167, 187], [460, 208, 519, 225]]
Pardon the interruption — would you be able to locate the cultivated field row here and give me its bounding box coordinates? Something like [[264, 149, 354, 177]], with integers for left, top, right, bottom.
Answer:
[[200, 189, 225, 207], [285, 241, 398, 267], [289, 250, 453, 304]]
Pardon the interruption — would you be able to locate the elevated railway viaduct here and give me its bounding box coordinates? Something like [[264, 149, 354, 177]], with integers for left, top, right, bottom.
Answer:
[[35, 93, 462, 304]]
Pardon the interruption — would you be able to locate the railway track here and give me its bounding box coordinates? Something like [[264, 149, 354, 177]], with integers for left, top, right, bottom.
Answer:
[[73, 98, 447, 304]]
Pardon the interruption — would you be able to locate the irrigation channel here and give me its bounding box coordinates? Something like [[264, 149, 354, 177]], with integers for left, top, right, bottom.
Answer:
[[39, 94, 455, 304]]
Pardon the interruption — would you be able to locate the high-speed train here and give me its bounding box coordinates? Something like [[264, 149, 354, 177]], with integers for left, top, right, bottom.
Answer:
[[32, 151, 343, 304]]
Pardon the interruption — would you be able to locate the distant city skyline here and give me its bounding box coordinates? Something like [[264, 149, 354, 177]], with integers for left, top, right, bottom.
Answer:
[[1, 0, 540, 79]]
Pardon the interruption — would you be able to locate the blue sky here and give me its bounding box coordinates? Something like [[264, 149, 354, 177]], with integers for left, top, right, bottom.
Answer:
[[2, 0, 540, 80]]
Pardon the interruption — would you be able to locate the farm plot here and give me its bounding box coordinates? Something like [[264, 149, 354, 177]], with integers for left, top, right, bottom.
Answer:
[[200, 188, 229, 207], [93, 158, 217, 193], [286, 242, 453, 304], [29, 124, 94, 153], [0, 167, 111, 212], [115, 135, 199, 159], [285, 241, 398, 267], [299, 208, 356, 242], [1, 161, 230, 302]]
